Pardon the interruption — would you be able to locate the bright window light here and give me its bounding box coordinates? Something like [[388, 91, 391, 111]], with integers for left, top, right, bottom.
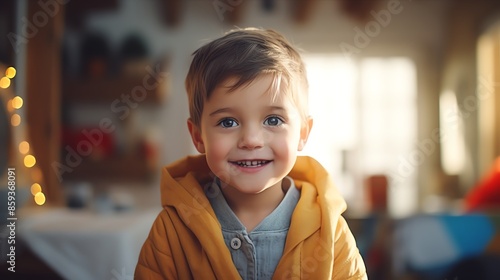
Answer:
[[302, 55, 418, 217], [439, 90, 466, 175]]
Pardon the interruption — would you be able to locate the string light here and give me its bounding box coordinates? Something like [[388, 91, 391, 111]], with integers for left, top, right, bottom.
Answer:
[[5, 67, 16, 79], [31, 183, 42, 196], [12, 96, 23, 109], [11, 114, 21, 126], [0, 77, 10, 89], [6, 99, 14, 113], [19, 141, 30, 154], [34, 192, 46, 205], [24, 154, 36, 168], [3, 66, 46, 207]]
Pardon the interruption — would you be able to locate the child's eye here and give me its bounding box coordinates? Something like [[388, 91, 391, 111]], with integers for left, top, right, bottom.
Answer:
[[264, 116, 284, 126], [218, 118, 238, 128]]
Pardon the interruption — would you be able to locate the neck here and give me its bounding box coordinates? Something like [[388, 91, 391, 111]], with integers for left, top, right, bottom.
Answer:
[[220, 179, 287, 231]]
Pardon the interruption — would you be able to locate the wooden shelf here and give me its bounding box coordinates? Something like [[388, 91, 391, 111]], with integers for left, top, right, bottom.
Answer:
[[61, 73, 165, 182], [63, 75, 165, 104]]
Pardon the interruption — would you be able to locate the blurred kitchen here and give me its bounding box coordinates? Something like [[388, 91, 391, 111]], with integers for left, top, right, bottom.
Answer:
[[1, 0, 500, 279]]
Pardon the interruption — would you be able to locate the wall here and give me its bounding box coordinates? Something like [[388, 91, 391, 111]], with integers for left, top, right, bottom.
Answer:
[[78, 0, 448, 164], [59, 0, 462, 214]]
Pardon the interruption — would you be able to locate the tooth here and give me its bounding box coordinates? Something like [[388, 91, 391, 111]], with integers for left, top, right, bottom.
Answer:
[[252, 161, 257, 166]]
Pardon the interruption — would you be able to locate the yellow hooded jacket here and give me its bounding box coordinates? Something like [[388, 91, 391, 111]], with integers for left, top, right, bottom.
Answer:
[[135, 155, 367, 279]]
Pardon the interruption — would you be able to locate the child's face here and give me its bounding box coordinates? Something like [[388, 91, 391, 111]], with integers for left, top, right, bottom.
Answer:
[[188, 74, 312, 194]]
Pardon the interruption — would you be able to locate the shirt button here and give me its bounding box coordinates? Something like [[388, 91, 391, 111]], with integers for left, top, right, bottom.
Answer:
[[230, 237, 241, 250]]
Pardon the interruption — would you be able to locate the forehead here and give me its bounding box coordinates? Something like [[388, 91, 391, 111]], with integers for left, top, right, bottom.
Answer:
[[210, 74, 288, 103]]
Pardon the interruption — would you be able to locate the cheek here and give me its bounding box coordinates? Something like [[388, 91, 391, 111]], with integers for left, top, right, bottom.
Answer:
[[204, 136, 237, 183], [204, 133, 233, 158], [271, 131, 301, 156]]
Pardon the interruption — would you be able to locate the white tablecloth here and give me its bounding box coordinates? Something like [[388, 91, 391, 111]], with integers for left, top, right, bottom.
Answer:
[[19, 207, 159, 280]]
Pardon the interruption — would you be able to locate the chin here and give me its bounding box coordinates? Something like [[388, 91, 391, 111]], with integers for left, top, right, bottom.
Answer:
[[226, 178, 282, 194]]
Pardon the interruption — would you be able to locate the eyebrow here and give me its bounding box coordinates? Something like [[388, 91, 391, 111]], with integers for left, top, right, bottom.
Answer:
[[208, 106, 286, 117], [208, 107, 233, 117]]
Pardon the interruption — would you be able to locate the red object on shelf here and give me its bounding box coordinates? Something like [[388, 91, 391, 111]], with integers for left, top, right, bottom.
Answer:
[[366, 174, 388, 213], [465, 157, 500, 212], [61, 126, 115, 159]]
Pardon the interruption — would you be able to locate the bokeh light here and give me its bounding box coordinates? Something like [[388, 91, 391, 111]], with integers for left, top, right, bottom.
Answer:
[[35, 192, 46, 205], [0, 77, 10, 88], [12, 96, 23, 109], [11, 114, 21, 126], [6, 99, 14, 113], [19, 141, 30, 154], [24, 154, 36, 168], [6, 67, 16, 79], [31, 183, 42, 196]]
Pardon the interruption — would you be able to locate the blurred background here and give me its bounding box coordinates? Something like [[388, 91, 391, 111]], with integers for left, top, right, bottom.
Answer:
[[0, 0, 500, 279]]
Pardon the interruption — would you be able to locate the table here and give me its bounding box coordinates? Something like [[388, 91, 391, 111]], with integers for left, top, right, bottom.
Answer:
[[18, 207, 159, 280]]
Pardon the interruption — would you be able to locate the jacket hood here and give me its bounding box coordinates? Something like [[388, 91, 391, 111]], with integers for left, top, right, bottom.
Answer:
[[160, 155, 347, 245], [150, 154, 358, 279]]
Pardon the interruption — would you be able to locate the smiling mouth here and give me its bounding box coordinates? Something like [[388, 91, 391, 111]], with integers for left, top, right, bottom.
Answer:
[[230, 160, 272, 167]]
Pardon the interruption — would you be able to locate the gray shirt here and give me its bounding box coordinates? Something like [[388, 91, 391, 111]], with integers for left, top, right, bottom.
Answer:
[[206, 177, 300, 280]]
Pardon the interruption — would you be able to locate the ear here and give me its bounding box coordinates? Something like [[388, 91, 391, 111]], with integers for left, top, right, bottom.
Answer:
[[298, 116, 313, 151], [187, 118, 206, 153]]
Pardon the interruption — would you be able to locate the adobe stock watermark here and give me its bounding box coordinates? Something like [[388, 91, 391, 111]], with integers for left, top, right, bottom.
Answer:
[[213, 0, 244, 21], [8, 0, 70, 54], [389, 76, 496, 186], [176, 165, 243, 225], [51, 64, 168, 182], [281, 238, 331, 279], [339, 0, 409, 61]]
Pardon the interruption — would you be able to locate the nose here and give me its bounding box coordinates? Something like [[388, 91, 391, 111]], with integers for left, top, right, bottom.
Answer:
[[238, 124, 264, 150]]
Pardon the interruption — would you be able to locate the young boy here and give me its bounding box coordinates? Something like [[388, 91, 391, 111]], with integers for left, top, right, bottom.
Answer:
[[135, 28, 367, 279]]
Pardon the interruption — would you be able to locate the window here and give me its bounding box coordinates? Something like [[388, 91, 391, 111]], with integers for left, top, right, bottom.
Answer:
[[302, 54, 418, 217]]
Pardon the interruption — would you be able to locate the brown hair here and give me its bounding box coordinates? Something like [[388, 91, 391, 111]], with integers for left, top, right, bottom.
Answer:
[[185, 27, 309, 127]]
